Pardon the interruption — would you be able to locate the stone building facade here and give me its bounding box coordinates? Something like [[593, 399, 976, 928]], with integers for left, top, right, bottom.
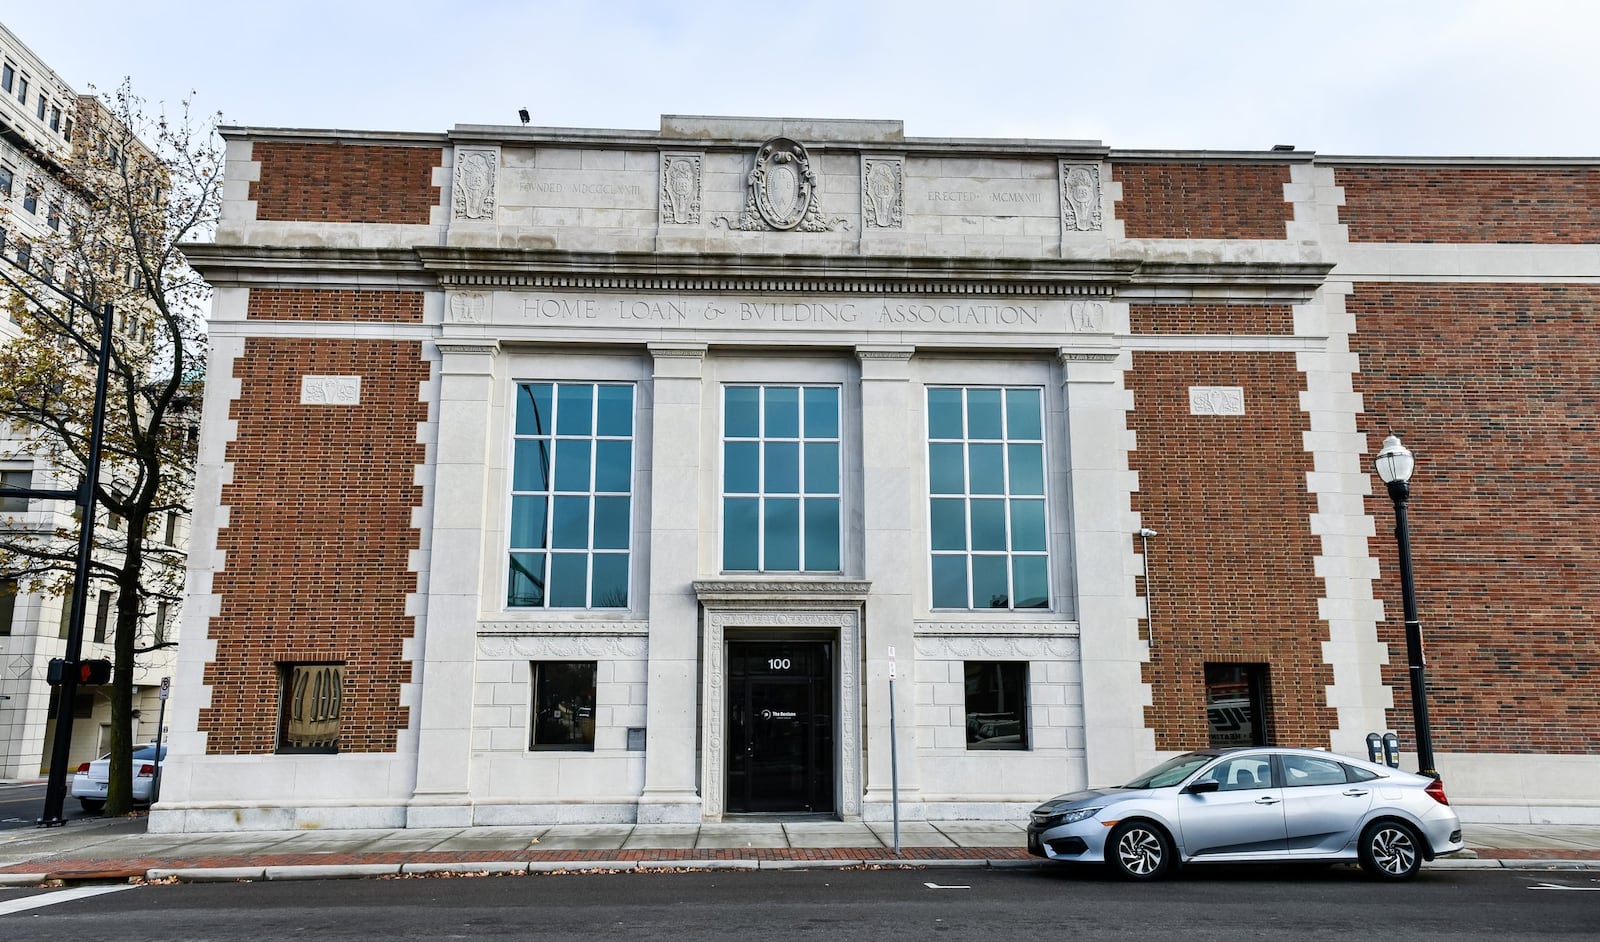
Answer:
[[152, 115, 1600, 831]]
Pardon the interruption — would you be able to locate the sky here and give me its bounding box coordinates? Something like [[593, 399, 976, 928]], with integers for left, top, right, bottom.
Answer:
[[7, 0, 1600, 156]]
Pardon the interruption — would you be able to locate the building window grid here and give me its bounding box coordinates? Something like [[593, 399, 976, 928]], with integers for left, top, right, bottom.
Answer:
[[926, 386, 1050, 610], [507, 382, 634, 609], [721, 384, 842, 573]]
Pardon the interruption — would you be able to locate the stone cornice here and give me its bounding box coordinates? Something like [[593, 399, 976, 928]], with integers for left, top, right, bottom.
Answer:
[[694, 578, 872, 607]]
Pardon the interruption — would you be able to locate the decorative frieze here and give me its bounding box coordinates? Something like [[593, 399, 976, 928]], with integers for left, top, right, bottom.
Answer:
[[914, 636, 1079, 660], [478, 635, 648, 659]]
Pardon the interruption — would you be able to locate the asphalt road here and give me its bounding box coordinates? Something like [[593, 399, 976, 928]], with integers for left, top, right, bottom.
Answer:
[[2, 865, 1597, 941], [0, 783, 96, 830]]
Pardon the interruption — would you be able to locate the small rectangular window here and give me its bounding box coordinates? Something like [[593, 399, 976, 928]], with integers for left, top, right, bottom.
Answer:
[[530, 661, 596, 751], [1, 63, 13, 93], [49, 105, 60, 131], [0, 578, 16, 636], [277, 662, 343, 754], [153, 601, 170, 645], [15, 74, 26, 104], [0, 164, 12, 197], [93, 589, 112, 643], [1205, 662, 1271, 748], [47, 202, 59, 230], [1, 469, 32, 512], [22, 186, 37, 214], [36, 94, 46, 120], [965, 661, 1029, 750], [62, 116, 72, 141]]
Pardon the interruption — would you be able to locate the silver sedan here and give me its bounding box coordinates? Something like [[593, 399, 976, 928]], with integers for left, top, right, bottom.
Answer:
[[1027, 747, 1464, 880]]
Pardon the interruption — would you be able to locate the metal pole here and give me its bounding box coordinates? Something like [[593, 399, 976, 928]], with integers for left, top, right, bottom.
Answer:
[[39, 302, 115, 826], [1386, 479, 1437, 779], [152, 690, 168, 802], [888, 675, 900, 856]]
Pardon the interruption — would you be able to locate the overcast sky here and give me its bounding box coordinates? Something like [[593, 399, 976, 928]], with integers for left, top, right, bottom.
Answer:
[[8, 1, 1600, 156]]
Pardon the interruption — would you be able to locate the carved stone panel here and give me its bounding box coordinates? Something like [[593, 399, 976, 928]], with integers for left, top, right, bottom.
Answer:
[[1189, 386, 1246, 416], [447, 291, 488, 324], [1068, 300, 1107, 332], [715, 138, 848, 232], [1059, 162, 1102, 232], [861, 156, 904, 230], [660, 152, 703, 225], [300, 375, 361, 405], [454, 148, 499, 220]]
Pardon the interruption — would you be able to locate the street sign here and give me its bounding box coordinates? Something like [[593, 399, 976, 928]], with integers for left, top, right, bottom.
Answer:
[[159, 676, 171, 701]]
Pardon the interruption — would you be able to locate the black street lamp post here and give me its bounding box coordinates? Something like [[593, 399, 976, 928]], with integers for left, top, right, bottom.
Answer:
[[1374, 433, 1438, 779]]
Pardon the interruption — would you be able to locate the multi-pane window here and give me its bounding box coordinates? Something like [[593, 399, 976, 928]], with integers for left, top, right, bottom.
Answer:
[[0, 469, 31, 512], [927, 387, 1048, 609], [722, 385, 841, 572], [530, 661, 597, 751], [965, 661, 1029, 750], [277, 662, 343, 754], [508, 382, 634, 608]]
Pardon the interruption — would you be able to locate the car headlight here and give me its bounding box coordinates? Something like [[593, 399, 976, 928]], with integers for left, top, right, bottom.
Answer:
[[1032, 806, 1102, 827]]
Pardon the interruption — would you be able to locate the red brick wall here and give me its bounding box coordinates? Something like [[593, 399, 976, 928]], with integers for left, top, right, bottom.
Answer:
[[1350, 283, 1600, 753], [1114, 163, 1293, 240], [200, 334, 429, 754], [1337, 166, 1600, 243], [1131, 303, 1296, 336], [248, 288, 425, 324], [250, 142, 442, 224], [1127, 351, 1336, 749]]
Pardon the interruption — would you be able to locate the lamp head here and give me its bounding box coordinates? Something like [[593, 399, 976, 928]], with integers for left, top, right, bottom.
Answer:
[[1374, 433, 1415, 486], [518, 108, 530, 126]]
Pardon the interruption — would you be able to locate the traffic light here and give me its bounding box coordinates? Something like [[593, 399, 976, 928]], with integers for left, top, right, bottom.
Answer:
[[45, 658, 113, 685]]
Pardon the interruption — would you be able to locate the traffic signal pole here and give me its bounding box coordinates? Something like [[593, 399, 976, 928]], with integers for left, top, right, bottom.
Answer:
[[35, 302, 116, 826]]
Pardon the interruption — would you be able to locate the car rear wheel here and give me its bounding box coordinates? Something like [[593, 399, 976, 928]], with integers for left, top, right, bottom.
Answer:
[[78, 798, 105, 814], [1108, 820, 1174, 880], [1359, 820, 1422, 880]]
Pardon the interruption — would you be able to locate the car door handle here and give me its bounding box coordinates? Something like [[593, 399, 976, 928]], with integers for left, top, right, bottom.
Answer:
[[1254, 796, 1281, 805], [1342, 789, 1370, 797]]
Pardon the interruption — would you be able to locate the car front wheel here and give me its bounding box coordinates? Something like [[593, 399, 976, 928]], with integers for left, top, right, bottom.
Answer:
[[1108, 820, 1174, 880], [78, 798, 105, 814], [1359, 820, 1423, 880]]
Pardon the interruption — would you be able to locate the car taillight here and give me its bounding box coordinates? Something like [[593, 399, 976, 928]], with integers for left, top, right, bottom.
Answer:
[[137, 763, 155, 777], [1424, 777, 1449, 805], [76, 763, 90, 774]]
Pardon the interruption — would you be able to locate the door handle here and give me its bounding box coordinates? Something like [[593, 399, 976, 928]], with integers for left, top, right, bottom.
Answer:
[[1342, 789, 1369, 797], [1254, 796, 1281, 805]]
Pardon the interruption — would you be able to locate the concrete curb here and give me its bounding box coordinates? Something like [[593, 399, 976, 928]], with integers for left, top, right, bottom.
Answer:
[[399, 861, 530, 875], [149, 867, 267, 882], [526, 860, 637, 872], [0, 872, 48, 886], [263, 864, 400, 881]]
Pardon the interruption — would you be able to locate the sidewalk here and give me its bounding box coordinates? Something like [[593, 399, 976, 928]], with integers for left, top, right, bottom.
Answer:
[[3, 817, 1599, 886]]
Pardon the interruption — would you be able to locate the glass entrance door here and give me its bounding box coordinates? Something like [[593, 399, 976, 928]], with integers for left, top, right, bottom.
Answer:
[[726, 640, 834, 814]]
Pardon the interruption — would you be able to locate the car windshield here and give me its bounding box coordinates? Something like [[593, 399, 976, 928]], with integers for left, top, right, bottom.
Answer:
[[131, 746, 166, 761], [1122, 753, 1215, 788]]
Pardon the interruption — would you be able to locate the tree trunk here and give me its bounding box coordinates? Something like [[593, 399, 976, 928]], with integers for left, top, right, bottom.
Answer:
[[104, 534, 145, 816]]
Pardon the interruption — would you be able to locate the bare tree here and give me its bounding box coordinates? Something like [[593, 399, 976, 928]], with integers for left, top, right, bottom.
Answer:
[[0, 81, 219, 814]]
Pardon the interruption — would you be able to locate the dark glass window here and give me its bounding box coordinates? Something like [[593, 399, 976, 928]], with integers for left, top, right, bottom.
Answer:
[[1, 63, 12, 93], [0, 164, 12, 197], [1205, 662, 1271, 748], [964, 661, 1029, 750], [16, 75, 27, 104], [277, 663, 343, 754], [22, 186, 37, 214], [49, 105, 60, 131], [530, 661, 596, 751], [36, 94, 46, 120], [1280, 753, 1349, 787], [1, 469, 31, 512], [0, 578, 15, 636]]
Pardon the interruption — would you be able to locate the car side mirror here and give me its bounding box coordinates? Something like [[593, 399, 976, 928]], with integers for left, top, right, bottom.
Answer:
[[1185, 779, 1220, 794]]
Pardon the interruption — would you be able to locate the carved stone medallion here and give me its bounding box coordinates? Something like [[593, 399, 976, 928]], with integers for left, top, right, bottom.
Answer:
[[1189, 386, 1246, 415], [1059, 162, 1102, 232], [454, 148, 498, 220], [715, 138, 848, 232], [861, 157, 904, 229], [660, 152, 703, 225]]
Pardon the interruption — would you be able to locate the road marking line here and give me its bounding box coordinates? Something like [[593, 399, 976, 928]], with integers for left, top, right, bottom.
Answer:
[[1528, 883, 1600, 891], [923, 882, 970, 889], [0, 884, 137, 915]]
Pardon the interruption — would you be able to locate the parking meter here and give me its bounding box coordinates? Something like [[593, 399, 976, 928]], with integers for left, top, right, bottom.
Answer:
[[1382, 732, 1401, 768], [1366, 732, 1384, 764]]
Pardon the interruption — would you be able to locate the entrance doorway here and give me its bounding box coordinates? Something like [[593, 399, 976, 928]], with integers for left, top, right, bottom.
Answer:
[[726, 640, 835, 814]]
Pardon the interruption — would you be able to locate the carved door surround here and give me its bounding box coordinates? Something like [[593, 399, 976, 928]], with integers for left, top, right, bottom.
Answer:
[[695, 579, 869, 820]]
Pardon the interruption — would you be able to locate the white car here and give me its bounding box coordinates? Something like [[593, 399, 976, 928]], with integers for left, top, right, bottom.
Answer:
[[70, 743, 166, 813]]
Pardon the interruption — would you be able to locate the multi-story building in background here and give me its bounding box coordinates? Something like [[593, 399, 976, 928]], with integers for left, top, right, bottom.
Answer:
[[0, 21, 182, 785]]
